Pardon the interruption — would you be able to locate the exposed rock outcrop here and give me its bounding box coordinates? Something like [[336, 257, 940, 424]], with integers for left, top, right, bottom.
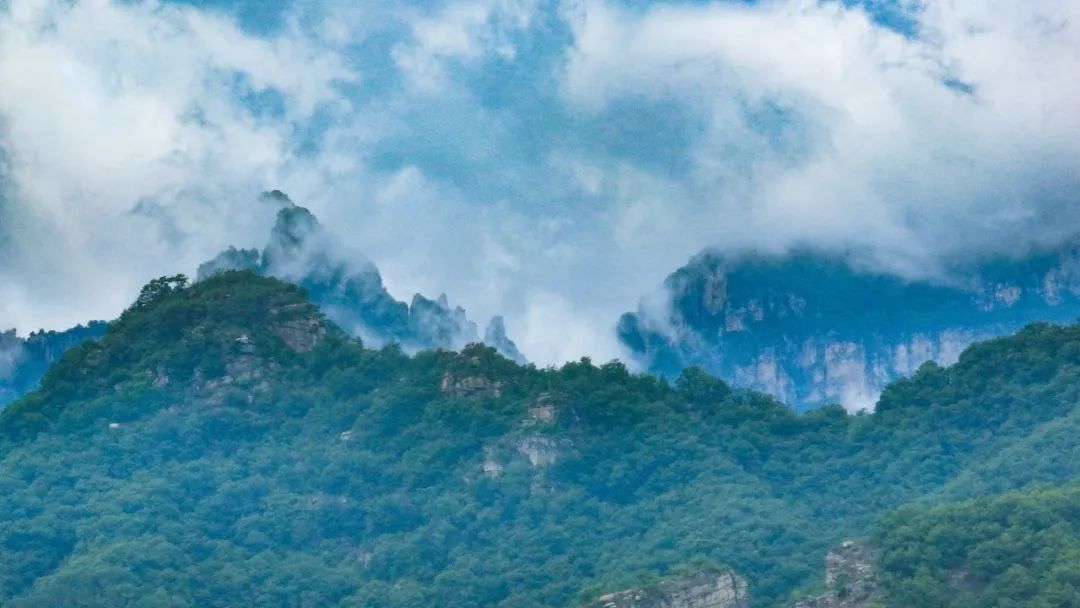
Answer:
[[792, 542, 881, 608], [587, 570, 749, 608], [515, 436, 560, 467], [270, 305, 327, 353], [526, 394, 558, 425], [440, 371, 505, 399], [481, 446, 504, 477]]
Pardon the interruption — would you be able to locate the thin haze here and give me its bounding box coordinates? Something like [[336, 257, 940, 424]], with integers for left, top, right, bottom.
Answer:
[[0, 0, 1078, 366]]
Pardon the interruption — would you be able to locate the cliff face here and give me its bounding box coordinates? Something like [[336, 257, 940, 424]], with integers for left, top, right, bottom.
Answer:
[[198, 192, 524, 361], [587, 570, 750, 608], [619, 248, 1080, 411], [0, 322, 107, 406], [792, 543, 881, 608]]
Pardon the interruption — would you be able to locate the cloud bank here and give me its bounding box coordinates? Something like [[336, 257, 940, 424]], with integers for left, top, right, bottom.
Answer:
[[1, 0, 1078, 367]]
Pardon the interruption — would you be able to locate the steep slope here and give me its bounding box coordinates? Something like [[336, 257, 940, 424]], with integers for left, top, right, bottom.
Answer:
[[0, 322, 107, 406], [619, 248, 1080, 411], [199, 191, 525, 362], [0, 272, 1078, 607]]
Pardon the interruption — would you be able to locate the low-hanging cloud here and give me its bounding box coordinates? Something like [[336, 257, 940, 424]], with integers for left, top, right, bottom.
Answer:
[[0, 0, 354, 330], [561, 0, 1080, 278], [0, 0, 1078, 368]]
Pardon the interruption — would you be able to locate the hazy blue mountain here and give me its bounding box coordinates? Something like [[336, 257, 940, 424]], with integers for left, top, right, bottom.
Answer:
[[0, 322, 106, 406], [619, 247, 1080, 411], [198, 191, 524, 360], [484, 315, 527, 364]]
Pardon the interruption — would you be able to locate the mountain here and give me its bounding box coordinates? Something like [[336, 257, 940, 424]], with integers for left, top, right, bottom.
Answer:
[[198, 191, 525, 362], [0, 322, 106, 406], [618, 247, 1080, 411], [0, 192, 525, 408], [0, 271, 1077, 606]]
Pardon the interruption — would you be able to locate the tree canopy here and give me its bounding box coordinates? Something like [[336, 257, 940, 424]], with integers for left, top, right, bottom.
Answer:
[[0, 271, 1077, 607]]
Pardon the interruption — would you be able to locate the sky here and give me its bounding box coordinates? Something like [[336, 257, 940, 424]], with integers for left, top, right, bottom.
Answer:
[[0, 0, 1078, 365]]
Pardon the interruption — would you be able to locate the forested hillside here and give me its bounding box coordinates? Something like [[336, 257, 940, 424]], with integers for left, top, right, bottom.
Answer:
[[876, 482, 1080, 607], [0, 272, 1078, 607]]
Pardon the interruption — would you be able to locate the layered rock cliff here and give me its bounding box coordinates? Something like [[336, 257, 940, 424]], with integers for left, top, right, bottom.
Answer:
[[586, 570, 750, 608], [619, 248, 1080, 411], [792, 543, 881, 608], [0, 322, 107, 405]]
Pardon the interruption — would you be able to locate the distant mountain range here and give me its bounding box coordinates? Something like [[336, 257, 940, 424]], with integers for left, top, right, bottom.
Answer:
[[619, 246, 1080, 411]]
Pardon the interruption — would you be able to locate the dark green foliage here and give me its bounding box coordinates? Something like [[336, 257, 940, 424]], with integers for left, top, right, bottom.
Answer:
[[876, 483, 1080, 607], [0, 272, 1077, 606], [132, 275, 189, 310]]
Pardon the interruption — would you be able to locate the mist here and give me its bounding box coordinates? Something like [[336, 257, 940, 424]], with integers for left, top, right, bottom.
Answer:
[[1, 0, 1078, 367]]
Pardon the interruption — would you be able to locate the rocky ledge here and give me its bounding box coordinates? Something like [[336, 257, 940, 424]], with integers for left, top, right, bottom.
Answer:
[[586, 570, 749, 608], [792, 542, 881, 608]]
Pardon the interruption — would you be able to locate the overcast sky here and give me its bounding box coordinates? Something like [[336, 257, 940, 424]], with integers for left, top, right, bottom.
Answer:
[[1, 0, 1078, 365]]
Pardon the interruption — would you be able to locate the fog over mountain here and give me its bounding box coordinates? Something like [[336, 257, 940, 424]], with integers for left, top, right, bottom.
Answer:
[[619, 244, 1080, 411], [1, 0, 1079, 369], [2, 2, 1080, 606], [198, 191, 527, 361]]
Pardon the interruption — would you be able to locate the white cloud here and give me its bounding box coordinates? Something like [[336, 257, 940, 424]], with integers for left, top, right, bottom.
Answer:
[[393, 0, 540, 90], [561, 0, 1080, 277], [0, 0, 350, 330], [517, 289, 629, 367], [1, 0, 1078, 372]]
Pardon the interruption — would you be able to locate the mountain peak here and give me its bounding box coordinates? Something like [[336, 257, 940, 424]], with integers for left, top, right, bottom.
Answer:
[[197, 193, 526, 361], [3, 271, 329, 436], [484, 316, 526, 364], [260, 189, 294, 206]]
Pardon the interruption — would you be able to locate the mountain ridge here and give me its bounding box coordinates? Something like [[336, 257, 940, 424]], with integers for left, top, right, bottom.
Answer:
[[0, 271, 1077, 606]]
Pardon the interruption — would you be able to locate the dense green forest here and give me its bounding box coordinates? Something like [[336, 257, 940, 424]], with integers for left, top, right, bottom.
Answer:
[[0, 271, 1078, 607], [876, 482, 1080, 607]]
